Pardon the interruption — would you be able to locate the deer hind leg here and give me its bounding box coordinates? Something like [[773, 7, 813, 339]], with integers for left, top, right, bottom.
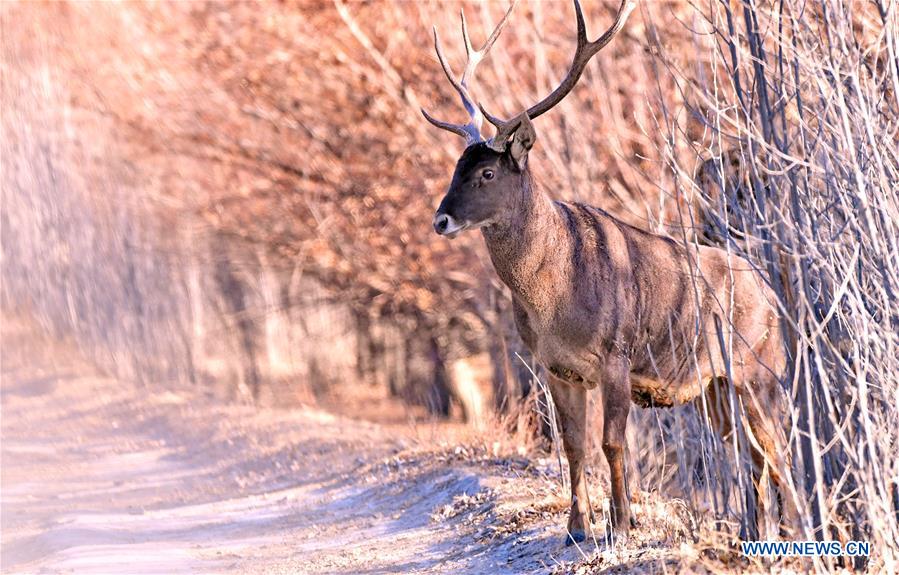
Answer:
[[548, 376, 592, 546], [704, 376, 761, 540], [739, 376, 796, 538], [706, 375, 794, 540]]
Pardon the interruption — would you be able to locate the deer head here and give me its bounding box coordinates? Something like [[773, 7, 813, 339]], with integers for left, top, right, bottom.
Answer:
[[422, 0, 635, 238]]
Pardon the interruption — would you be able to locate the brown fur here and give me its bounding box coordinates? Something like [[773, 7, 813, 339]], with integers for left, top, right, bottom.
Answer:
[[433, 143, 792, 542]]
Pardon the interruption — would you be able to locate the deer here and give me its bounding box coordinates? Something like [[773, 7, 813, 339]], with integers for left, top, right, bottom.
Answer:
[[421, 0, 795, 545]]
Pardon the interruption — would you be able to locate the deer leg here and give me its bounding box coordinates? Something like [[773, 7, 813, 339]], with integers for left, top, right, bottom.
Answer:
[[601, 356, 632, 539], [705, 375, 761, 540], [548, 376, 591, 546], [707, 375, 795, 539], [739, 379, 797, 538]]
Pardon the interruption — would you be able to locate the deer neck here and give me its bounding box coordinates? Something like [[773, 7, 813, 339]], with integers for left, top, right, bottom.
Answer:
[[481, 172, 564, 315]]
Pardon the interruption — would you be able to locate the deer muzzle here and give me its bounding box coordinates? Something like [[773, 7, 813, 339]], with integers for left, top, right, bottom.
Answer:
[[433, 212, 467, 238]]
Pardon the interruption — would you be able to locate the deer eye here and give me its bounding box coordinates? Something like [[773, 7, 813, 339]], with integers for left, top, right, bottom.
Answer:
[[482, 169, 495, 180]]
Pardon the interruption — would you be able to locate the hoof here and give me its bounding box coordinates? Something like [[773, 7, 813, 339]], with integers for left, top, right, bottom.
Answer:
[[565, 530, 587, 546], [603, 519, 631, 546]]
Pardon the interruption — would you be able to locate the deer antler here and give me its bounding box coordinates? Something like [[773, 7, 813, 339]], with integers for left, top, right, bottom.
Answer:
[[483, 0, 635, 151], [421, 1, 517, 146]]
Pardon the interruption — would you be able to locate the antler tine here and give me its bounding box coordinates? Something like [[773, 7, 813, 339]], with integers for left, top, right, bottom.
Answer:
[[460, 11, 474, 60], [574, 0, 590, 48], [578, 0, 634, 54], [469, 3, 516, 62], [460, 2, 516, 94], [429, 25, 482, 142], [484, 0, 635, 150], [421, 107, 475, 141], [421, 1, 518, 146], [480, 106, 526, 152], [527, 0, 634, 120]]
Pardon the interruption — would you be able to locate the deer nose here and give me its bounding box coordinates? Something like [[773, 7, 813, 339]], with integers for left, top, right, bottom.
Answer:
[[433, 213, 451, 235]]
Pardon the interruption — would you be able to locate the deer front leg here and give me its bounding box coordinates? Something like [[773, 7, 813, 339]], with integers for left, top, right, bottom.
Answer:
[[548, 376, 591, 546], [602, 356, 632, 540]]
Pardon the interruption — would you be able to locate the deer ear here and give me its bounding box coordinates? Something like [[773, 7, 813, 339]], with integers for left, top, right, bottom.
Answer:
[[509, 115, 536, 171]]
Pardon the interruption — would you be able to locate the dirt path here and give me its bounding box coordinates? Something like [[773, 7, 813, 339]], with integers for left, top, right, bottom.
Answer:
[[1, 317, 704, 574]]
